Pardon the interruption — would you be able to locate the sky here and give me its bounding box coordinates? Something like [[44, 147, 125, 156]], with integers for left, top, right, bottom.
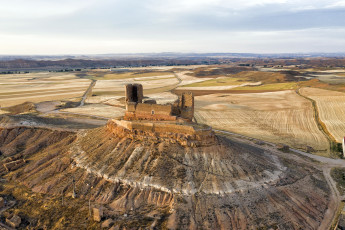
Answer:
[[1, 0, 345, 54]]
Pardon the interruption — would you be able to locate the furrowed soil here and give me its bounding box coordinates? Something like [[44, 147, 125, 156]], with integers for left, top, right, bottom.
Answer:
[[194, 90, 329, 154]]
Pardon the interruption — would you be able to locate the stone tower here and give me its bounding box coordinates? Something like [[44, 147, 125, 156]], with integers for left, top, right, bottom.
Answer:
[[125, 84, 143, 103], [179, 92, 194, 121]]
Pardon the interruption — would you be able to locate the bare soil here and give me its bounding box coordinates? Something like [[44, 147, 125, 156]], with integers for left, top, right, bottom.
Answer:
[[0, 125, 332, 229]]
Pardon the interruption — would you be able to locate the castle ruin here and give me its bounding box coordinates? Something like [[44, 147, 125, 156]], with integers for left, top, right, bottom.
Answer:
[[124, 83, 194, 122], [106, 83, 216, 147]]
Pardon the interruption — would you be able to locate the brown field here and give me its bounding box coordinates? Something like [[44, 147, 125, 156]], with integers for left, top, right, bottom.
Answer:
[[300, 87, 345, 142], [85, 95, 124, 106], [230, 71, 288, 83], [0, 72, 90, 107], [194, 90, 329, 154]]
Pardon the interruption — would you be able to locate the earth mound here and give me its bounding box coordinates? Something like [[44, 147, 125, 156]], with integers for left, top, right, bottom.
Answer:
[[0, 122, 331, 229], [2, 102, 36, 115]]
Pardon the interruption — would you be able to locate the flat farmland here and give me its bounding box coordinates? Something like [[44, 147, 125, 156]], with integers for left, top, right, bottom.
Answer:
[[300, 87, 345, 142], [178, 77, 258, 90], [194, 90, 329, 154], [92, 74, 179, 96], [61, 104, 125, 119], [83, 70, 174, 80], [310, 74, 345, 84], [0, 72, 91, 107], [0, 66, 342, 157], [63, 92, 178, 119]]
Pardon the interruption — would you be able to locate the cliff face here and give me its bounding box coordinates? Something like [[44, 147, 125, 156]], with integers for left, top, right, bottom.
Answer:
[[0, 125, 330, 229]]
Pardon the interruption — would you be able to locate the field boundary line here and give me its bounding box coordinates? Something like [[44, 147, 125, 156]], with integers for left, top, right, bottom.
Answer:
[[296, 88, 338, 155]]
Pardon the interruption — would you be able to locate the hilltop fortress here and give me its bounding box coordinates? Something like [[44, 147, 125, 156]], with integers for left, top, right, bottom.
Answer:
[[124, 83, 194, 122], [106, 84, 216, 147]]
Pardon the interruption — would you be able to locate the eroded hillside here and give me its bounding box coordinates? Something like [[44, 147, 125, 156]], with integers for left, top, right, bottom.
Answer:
[[0, 124, 331, 229]]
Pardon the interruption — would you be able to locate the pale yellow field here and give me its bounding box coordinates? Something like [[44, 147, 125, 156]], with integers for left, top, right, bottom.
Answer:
[[175, 71, 212, 86], [181, 77, 245, 87], [61, 104, 125, 119], [194, 90, 329, 153], [300, 87, 345, 142], [92, 74, 179, 95], [94, 71, 174, 80], [86, 95, 125, 106], [0, 72, 91, 107]]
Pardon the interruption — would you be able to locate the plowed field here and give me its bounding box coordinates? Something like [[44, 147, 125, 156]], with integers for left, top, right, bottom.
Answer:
[[195, 90, 329, 153], [300, 87, 345, 143]]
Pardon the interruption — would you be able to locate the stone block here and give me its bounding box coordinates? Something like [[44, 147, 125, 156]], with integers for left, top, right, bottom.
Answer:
[[3, 159, 26, 172], [0, 197, 4, 208], [109, 225, 120, 230], [93, 207, 103, 222], [101, 218, 114, 228], [126, 102, 136, 112], [6, 215, 21, 228]]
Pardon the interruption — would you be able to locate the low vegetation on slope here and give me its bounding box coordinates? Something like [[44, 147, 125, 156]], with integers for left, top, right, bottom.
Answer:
[[232, 71, 291, 84], [189, 66, 256, 78], [331, 168, 345, 195], [2, 102, 37, 115]]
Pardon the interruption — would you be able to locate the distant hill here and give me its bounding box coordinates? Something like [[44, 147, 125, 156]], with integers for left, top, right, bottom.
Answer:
[[1, 55, 345, 71]]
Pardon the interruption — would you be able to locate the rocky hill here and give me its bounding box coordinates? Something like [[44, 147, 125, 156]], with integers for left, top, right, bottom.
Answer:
[[0, 122, 331, 229]]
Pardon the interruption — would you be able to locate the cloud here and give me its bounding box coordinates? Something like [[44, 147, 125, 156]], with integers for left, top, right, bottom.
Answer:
[[1, 0, 345, 54], [0, 0, 103, 18]]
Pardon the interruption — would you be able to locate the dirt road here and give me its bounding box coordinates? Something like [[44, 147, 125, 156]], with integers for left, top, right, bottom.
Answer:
[[79, 79, 96, 107], [215, 129, 345, 230]]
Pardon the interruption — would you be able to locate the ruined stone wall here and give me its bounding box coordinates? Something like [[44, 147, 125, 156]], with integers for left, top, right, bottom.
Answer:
[[136, 84, 143, 102], [126, 102, 136, 113], [124, 103, 177, 121], [107, 119, 216, 147], [179, 92, 194, 121], [124, 83, 194, 121], [125, 84, 133, 102], [137, 104, 172, 115]]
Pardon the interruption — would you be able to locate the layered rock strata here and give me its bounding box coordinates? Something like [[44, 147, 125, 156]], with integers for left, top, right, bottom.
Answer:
[[0, 126, 331, 229]]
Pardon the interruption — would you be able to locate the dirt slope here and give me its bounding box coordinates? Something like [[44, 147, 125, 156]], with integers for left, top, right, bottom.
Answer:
[[0, 125, 331, 229]]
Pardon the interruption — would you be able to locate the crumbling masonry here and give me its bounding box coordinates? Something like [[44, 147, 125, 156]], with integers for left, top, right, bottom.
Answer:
[[124, 84, 194, 122], [107, 83, 215, 147]]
